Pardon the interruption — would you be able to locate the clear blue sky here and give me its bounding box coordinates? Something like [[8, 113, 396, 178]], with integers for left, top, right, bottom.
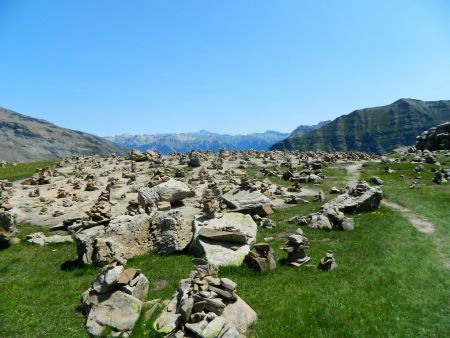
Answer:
[[1, 0, 450, 136]]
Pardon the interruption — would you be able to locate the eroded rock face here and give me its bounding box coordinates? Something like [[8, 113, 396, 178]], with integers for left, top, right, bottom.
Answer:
[[322, 181, 383, 213], [222, 190, 273, 216], [75, 214, 152, 264], [79, 261, 149, 337], [190, 213, 257, 267], [154, 259, 257, 337], [150, 210, 194, 254]]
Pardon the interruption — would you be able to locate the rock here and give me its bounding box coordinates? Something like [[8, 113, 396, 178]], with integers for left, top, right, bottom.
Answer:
[[85, 291, 143, 337], [126, 150, 148, 162], [191, 213, 257, 267], [154, 260, 256, 337], [307, 213, 332, 230], [283, 234, 310, 267], [416, 122, 450, 151], [0, 211, 16, 239], [138, 178, 195, 209], [221, 296, 257, 336], [318, 250, 337, 271], [222, 190, 273, 216], [150, 210, 194, 254], [322, 181, 383, 213], [188, 157, 201, 167], [26, 232, 73, 246], [368, 176, 384, 185], [80, 262, 149, 337], [244, 243, 276, 272], [75, 214, 152, 264]]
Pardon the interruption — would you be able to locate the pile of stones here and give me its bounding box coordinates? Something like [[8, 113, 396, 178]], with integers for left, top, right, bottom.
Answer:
[[79, 261, 149, 337], [318, 251, 337, 271], [154, 259, 257, 337], [283, 233, 311, 267]]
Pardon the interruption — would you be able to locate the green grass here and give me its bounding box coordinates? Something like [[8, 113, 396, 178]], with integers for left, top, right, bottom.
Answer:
[[361, 160, 450, 264], [0, 160, 56, 181], [1, 160, 449, 337]]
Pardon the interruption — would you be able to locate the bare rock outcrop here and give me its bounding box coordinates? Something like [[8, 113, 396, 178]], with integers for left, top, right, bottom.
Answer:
[[75, 214, 152, 264], [322, 181, 383, 213]]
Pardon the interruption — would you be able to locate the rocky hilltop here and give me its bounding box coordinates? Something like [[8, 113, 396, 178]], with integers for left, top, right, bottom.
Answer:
[[416, 121, 450, 151], [0, 107, 122, 162], [272, 99, 450, 154], [106, 130, 290, 154]]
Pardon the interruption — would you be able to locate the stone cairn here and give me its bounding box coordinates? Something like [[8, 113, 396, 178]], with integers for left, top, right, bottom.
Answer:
[[318, 251, 337, 271], [283, 234, 311, 267], [201, 184, 221, 219], [79, 260, 149, 337], [154, 259, 257, 337], [244, 242, 276, 272]]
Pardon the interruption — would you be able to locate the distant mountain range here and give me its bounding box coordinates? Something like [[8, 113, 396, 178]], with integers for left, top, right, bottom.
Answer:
[[0, 107, 122, 162], [2, 98, 449, 163], [272, 99, 450, 154], [106, 130, 290, 154]]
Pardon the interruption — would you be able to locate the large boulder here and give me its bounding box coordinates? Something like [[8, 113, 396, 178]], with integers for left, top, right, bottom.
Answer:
[[150, 210, 194, 254], [322, 181, 383, 213], [75, 214, 152, 264], [0, 211, 16, 248], [190, 213, 257, 267], [222, 190, 273, 216], [80, 261, 149, 337], [138, 179, 195, 209]]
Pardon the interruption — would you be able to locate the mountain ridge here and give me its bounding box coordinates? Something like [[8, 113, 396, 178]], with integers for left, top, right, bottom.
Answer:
[[271, 98, 450, 154], [106, 130, 291, 154], [0, 107, 122, 162]]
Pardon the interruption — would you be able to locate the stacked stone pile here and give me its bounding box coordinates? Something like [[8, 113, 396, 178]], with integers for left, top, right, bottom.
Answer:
[[154, 259, 257, 337]]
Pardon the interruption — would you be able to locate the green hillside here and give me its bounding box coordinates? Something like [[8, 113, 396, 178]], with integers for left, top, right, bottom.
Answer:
[[272, 99, 450, 154]]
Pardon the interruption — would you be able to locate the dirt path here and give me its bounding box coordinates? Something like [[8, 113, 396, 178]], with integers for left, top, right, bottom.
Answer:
[[344, 160, 437, 235], [345, 161, 365, 187], [382, 200, 435, 234]]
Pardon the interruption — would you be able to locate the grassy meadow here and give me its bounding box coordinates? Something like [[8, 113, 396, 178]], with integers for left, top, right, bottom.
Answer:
[[0, 159, 449, 337]]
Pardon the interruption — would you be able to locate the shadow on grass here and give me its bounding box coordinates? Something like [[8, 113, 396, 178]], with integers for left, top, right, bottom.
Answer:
[[60, 258, 85, 271]]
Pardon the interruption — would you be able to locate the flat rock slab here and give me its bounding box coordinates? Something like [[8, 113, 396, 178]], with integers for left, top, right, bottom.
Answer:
[[191, 213, 257, 267], [222, 190, 273, 216]]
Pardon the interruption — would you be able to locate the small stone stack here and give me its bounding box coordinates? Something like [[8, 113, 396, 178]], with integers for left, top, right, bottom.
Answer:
[[79, 261, 149, 337], [126, 200, 144, 216], [283, 234, 311, 267], [244, 242, 276, 272], [433, 169, 449, 184], [318, 251, 337, 271], [154, 259, 257, 337], [202, 184, 221, 219]]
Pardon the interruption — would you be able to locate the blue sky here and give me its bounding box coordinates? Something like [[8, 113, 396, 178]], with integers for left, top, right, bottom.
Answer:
[[0, 0, 449, 136]]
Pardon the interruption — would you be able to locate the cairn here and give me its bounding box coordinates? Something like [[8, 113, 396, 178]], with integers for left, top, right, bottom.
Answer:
[[283, 234, 311, 267], [318, 251, 337, 271], [154, 259, 257, 337]]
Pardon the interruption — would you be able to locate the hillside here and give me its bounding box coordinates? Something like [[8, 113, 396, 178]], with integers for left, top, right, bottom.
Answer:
[[107, 130, 290, 154], [271, 99, 450, 154], [0, 107, 122, 162]]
